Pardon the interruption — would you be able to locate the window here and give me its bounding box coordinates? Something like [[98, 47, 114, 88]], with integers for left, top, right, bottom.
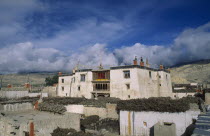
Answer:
[[149, 71, 152, 78], [166, 74, 168, 79], [159, 84, 161, 86], [128, 95, 130, 98], [126, 84, 130, 89], [143, 122, 147, 127], [98, 72, 105, 79], [62, 79, 64, 83], [96, 84, 108, 90], [78, 86, 80, 91], [81, 74, 86, 82], [66, 93, 67, 96], [62, 86, 64, 91], [124, 70, 130, 78]]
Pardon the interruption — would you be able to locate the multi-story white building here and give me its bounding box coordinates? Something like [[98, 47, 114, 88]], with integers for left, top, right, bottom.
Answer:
[[58, 57, 173, 99]]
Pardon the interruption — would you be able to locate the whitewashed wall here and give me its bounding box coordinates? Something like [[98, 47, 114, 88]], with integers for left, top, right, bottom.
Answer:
[[110, 68, 173, 99], [65, 104, 118, 119], [58, 76, 72, 97], [65, 104, 84, 114], [120, 110, 200, 136], [58, 71, 93, 98], [0, 91, 29, 98], [28, 93, 48, 97], [173, 92, 195, 98], [0, 102, 33, 112], [71, 71, 93, 98]]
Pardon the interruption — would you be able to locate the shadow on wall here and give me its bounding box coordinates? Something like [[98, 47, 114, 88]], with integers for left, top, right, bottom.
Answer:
[[150, 126, 154, 136], [181, 119, 196, 136]]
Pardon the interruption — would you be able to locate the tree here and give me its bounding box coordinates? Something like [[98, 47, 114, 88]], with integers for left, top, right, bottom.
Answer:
[[45, 75, 58, 86]]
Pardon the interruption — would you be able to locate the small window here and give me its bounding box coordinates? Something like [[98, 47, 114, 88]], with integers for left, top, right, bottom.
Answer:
[[62, 86, 64, 91], [78, 86, 80, 91], [149, 71, 152, 78], [159, 75, 161, 78], [166, 74, 168, 79], [128, 95, 130, 98], [159, 84, 161, 86], [81, 74, 86, 82], [62, 79, 64, 83], [96, 84, 108, 90], [124, 70, 130, 78], [126, 84, 130, 89], [66, 93, 67, 96], [143, 122, 147, 127]]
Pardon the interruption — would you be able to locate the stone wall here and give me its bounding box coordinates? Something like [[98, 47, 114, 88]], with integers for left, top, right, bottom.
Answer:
[[65, 104, 118, 119], [42, 86, 57, 97], [0, 102, 33, 112], [0, 91, 48, 99], [154, 122, 176, 136], [0, 91, 29, 98], [0, 111, 80, 136]]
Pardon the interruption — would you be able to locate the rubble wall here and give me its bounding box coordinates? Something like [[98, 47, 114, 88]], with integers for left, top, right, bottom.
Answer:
[[0, 112, 80, 136], [42, 86, 57, 97], [28, 92, 48, 97], [65, 104, 118, 119]]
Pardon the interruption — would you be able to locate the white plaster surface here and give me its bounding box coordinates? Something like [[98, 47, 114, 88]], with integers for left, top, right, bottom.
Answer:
[[57, 67, 173, 99], [0, 103, 33, 112], [173, 92, 195, 98], [120, 110, 200, 136], [0, 91, 29, 98]]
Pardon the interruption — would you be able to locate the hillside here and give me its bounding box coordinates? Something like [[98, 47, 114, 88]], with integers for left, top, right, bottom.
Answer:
[[0, 72, 55, 88], [1, 60, 210, 88], [170, 60, 210, 84]]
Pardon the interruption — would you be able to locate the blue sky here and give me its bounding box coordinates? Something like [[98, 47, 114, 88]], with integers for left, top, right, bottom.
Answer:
[[0, 0, 210, 72]]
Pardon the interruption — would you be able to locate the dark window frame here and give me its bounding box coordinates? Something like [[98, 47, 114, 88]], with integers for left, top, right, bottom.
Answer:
[[123, 70, 130, 78], [80, 74, 86, 82], [126, 84, 130, 89]]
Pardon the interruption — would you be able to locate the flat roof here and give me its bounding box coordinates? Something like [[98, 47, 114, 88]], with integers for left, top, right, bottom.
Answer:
[[110, 65, 170, 73]]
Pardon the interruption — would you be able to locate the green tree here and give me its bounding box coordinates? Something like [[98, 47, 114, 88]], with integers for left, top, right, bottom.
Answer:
[[45, 75, 58, 86]]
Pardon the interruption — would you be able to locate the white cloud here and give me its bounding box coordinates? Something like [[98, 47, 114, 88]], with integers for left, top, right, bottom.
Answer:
[[0, 42, 118, 73], [0, 22, 210, 73], [114, 22, 210, 67]]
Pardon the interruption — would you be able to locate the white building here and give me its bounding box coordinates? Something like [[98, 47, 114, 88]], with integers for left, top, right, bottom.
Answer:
[[58, 57, 173, 99], [119, 110, 200, 136]]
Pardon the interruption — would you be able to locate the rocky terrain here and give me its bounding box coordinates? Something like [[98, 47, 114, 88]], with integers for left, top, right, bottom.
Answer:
[[170, 60, 210, 85]]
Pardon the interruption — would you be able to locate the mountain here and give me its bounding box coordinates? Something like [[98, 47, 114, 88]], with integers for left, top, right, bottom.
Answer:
[[0, 72, 55, 88], [170, 59, 210, 84]]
